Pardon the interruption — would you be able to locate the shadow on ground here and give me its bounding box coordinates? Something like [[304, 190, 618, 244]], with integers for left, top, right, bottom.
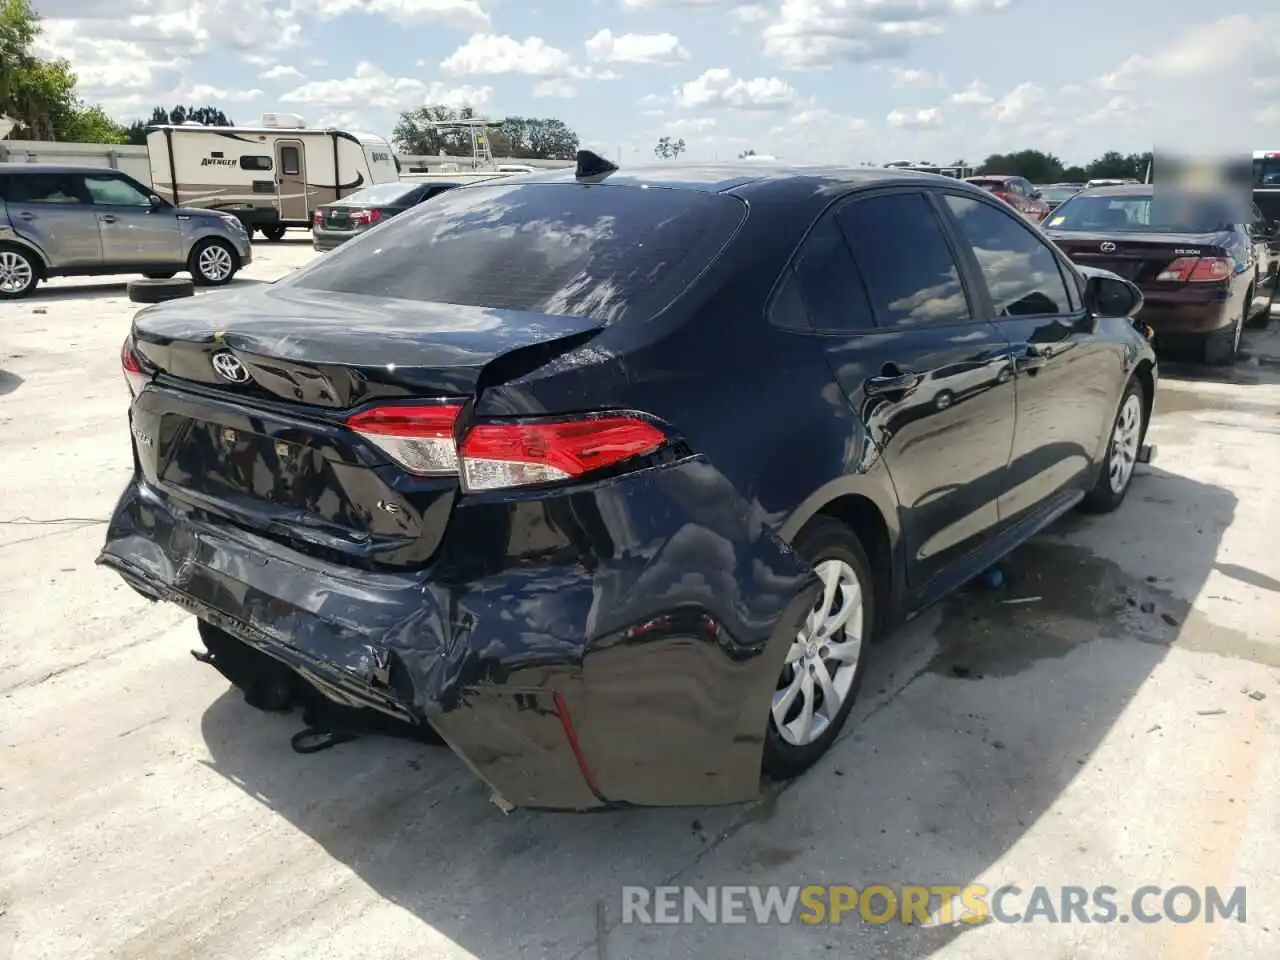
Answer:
[[199, 464, 1234, 959], [1157, 316, 1280, 386], [0, 369, 22, 397]]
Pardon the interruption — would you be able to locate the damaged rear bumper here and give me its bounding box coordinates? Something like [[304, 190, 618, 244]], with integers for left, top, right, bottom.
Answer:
[[98, 463, 818, 811]]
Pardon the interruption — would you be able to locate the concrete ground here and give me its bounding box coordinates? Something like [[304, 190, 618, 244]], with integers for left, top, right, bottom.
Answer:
[[1, 241, 1277, 960]]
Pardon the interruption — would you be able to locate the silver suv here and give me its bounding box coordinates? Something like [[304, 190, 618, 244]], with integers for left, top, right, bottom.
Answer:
[[0, 164, 253, 299]]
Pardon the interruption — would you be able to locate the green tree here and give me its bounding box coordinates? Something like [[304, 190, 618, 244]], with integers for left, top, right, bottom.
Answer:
[[393, 105, 479, 155], [125, 104, 232, 144], [653, 136, 686, 160], [393, 106, 580, 160], [976, 149, 1065, 183], [0, 0, 127, 143]]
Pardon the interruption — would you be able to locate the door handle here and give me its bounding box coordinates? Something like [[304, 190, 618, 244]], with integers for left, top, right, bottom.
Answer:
[[1015, 344, 1056, 371], [865, 370, 924, 396]]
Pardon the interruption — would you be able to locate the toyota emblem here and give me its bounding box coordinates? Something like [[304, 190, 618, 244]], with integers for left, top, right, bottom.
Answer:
[[1099, 241, 1117, 253], [211, 350, 251, 384]]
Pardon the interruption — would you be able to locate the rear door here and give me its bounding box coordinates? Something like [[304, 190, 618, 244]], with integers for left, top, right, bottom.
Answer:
[[2, 171, 102, 267], [82, 172, 182, 265], [275, 140, 308, 222], [939, 190, 1119, 521], [797, 189, 1015, 591]]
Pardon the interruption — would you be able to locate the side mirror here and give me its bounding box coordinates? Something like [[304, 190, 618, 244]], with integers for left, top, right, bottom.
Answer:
[[148, 194, 165, 209], [1084, 273, 1143, 318], [1031, 189, 1043, 200]]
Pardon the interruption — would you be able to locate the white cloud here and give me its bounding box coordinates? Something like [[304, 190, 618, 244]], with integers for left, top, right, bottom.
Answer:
[[889, 67, 944, 89], [280, 63, 494, 112], [638, 93, 667, 116], [183, 84, 263, 102], [987, 81, 1046, 123], [674, 68, 797, 110], [762, 0, 1009, 70], [732, 4, 769, 22], [667, 117, 717, 133], [777, 106, 868, 133], [620, 0, 728, 7], [441, 34, 574, 76], [534, 79, 577, 98], [585, 29, 688, 64], [887, 107, 942, 129], [259, 65, 305, 81], [948, 80, 993, 105], [294, 0, 489, 29]]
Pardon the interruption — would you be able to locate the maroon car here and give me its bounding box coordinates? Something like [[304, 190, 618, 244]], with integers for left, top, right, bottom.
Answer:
[[964, 175, 1051, 222]]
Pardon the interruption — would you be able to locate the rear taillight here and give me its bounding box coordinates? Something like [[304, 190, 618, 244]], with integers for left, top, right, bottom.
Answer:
[[344, 404, 669, 490], [312, 210, 323, 225], [1156, 257, 1233, 282], [121, 337, 149, 397], [350, 209, 381, 226], [346, 403, 463, 475], [459, 415, 668, 491]]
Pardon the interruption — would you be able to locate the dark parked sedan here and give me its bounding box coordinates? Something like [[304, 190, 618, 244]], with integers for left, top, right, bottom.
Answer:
[[311, 180, 477, 251], [102, 156, 1158, 811], [1044, 184, 1277, 364]]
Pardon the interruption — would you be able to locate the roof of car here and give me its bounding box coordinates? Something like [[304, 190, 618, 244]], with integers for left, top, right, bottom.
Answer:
[[500, 161, 960, 194], [0, 163, 129, 176], [1078, 184, 1154, 197]]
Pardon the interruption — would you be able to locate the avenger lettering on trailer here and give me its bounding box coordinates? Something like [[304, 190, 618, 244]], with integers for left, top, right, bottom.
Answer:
[[201, 157, 236, 167], [371, 152, 391, 163]]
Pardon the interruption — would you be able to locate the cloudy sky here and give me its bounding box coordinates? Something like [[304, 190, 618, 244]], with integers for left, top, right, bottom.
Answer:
[[30, 0, 1280, 165]]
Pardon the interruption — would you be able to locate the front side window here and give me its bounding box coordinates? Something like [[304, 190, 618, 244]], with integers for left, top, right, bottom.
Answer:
[[288, 182, 747, 325], [944, 194, 1072, 317], [84, 175, 151, 206], [835, 192, 972, 327]]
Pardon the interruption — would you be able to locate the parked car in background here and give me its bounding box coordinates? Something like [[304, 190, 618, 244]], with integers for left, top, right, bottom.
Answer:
[[311, 179, 490, 251], [964, 175, 1051, 221], [1253, 150, 1280, 230], [0, 164, 251, 299], [1044, 183, 1276, 365], [102, 158, 1157, 812], [1036, 183, 1083, 213]]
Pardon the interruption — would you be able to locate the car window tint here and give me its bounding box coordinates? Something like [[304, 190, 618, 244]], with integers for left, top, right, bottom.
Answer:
[[84, 175, 150, 206], [7, 174, 82, 204], [288, 182, 747, 325], [835, 193, 971, 327], [789, 213, 874, 331], [944, 194, 1072, 317]]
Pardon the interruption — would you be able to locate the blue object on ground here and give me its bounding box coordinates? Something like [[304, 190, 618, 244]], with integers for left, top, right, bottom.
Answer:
[[982, 566, 1004, 589]]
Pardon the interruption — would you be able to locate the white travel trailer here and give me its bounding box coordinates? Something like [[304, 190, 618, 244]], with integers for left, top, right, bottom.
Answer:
[[146, 113, 400, 239]]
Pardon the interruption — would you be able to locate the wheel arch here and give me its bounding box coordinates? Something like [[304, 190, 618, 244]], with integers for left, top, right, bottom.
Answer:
[[0, 237, 49, 277]]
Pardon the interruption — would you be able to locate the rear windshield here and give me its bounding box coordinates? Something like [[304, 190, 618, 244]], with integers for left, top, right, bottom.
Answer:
[[1256, 159, 1280, 186], [1039, 185, 1079, 202], [288, 182, 746, 324], [967, 179, 1006, 191], [341, 182, 419, 204], [1049, 192, 1237, 233]]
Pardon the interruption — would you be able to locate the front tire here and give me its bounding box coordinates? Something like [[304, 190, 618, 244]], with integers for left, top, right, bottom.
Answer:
[[762, 516, 875, 781], [1081, 377, 1146, 514], [188, 238, 239, 287], [0, 245, 39, 299]]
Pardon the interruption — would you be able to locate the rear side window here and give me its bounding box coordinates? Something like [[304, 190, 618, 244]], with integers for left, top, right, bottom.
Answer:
[[776, 212, 874, 331], [7, 174, 83, 204], [289, 182, 747, 324], [836, 193, 971, 327], [944, 194, 1072, 317]]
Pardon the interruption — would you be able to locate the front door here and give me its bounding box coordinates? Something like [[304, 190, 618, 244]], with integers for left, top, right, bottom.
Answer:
[[937, 190, 1120, 525], [274, 139, 308, 223], [81, 172, 181, 265], [3, 171, 102, 267], [801, 189, 1016, 591]]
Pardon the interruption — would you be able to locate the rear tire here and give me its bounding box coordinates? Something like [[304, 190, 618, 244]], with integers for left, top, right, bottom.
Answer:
[[762, 516, 875, 781], [1246, 282, 1273, 329], [188, 238, 239, 286], [1203, 305, 1243, 365], [1081, 377, 1146, 514], [261, 225, 287, 242], [0, 244, 39, 300]]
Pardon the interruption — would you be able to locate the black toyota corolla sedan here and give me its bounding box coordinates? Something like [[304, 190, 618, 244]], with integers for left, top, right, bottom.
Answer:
[[102, 155, 1158, 811], [1043, 184, 1277, 365]]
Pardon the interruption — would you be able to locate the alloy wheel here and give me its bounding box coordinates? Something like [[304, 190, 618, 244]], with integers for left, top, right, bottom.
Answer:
[[198, 244, 234, 282], [0, 250, 34, 294], [772, 559, 864, 746], [1108, 393, 1143, 494]]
